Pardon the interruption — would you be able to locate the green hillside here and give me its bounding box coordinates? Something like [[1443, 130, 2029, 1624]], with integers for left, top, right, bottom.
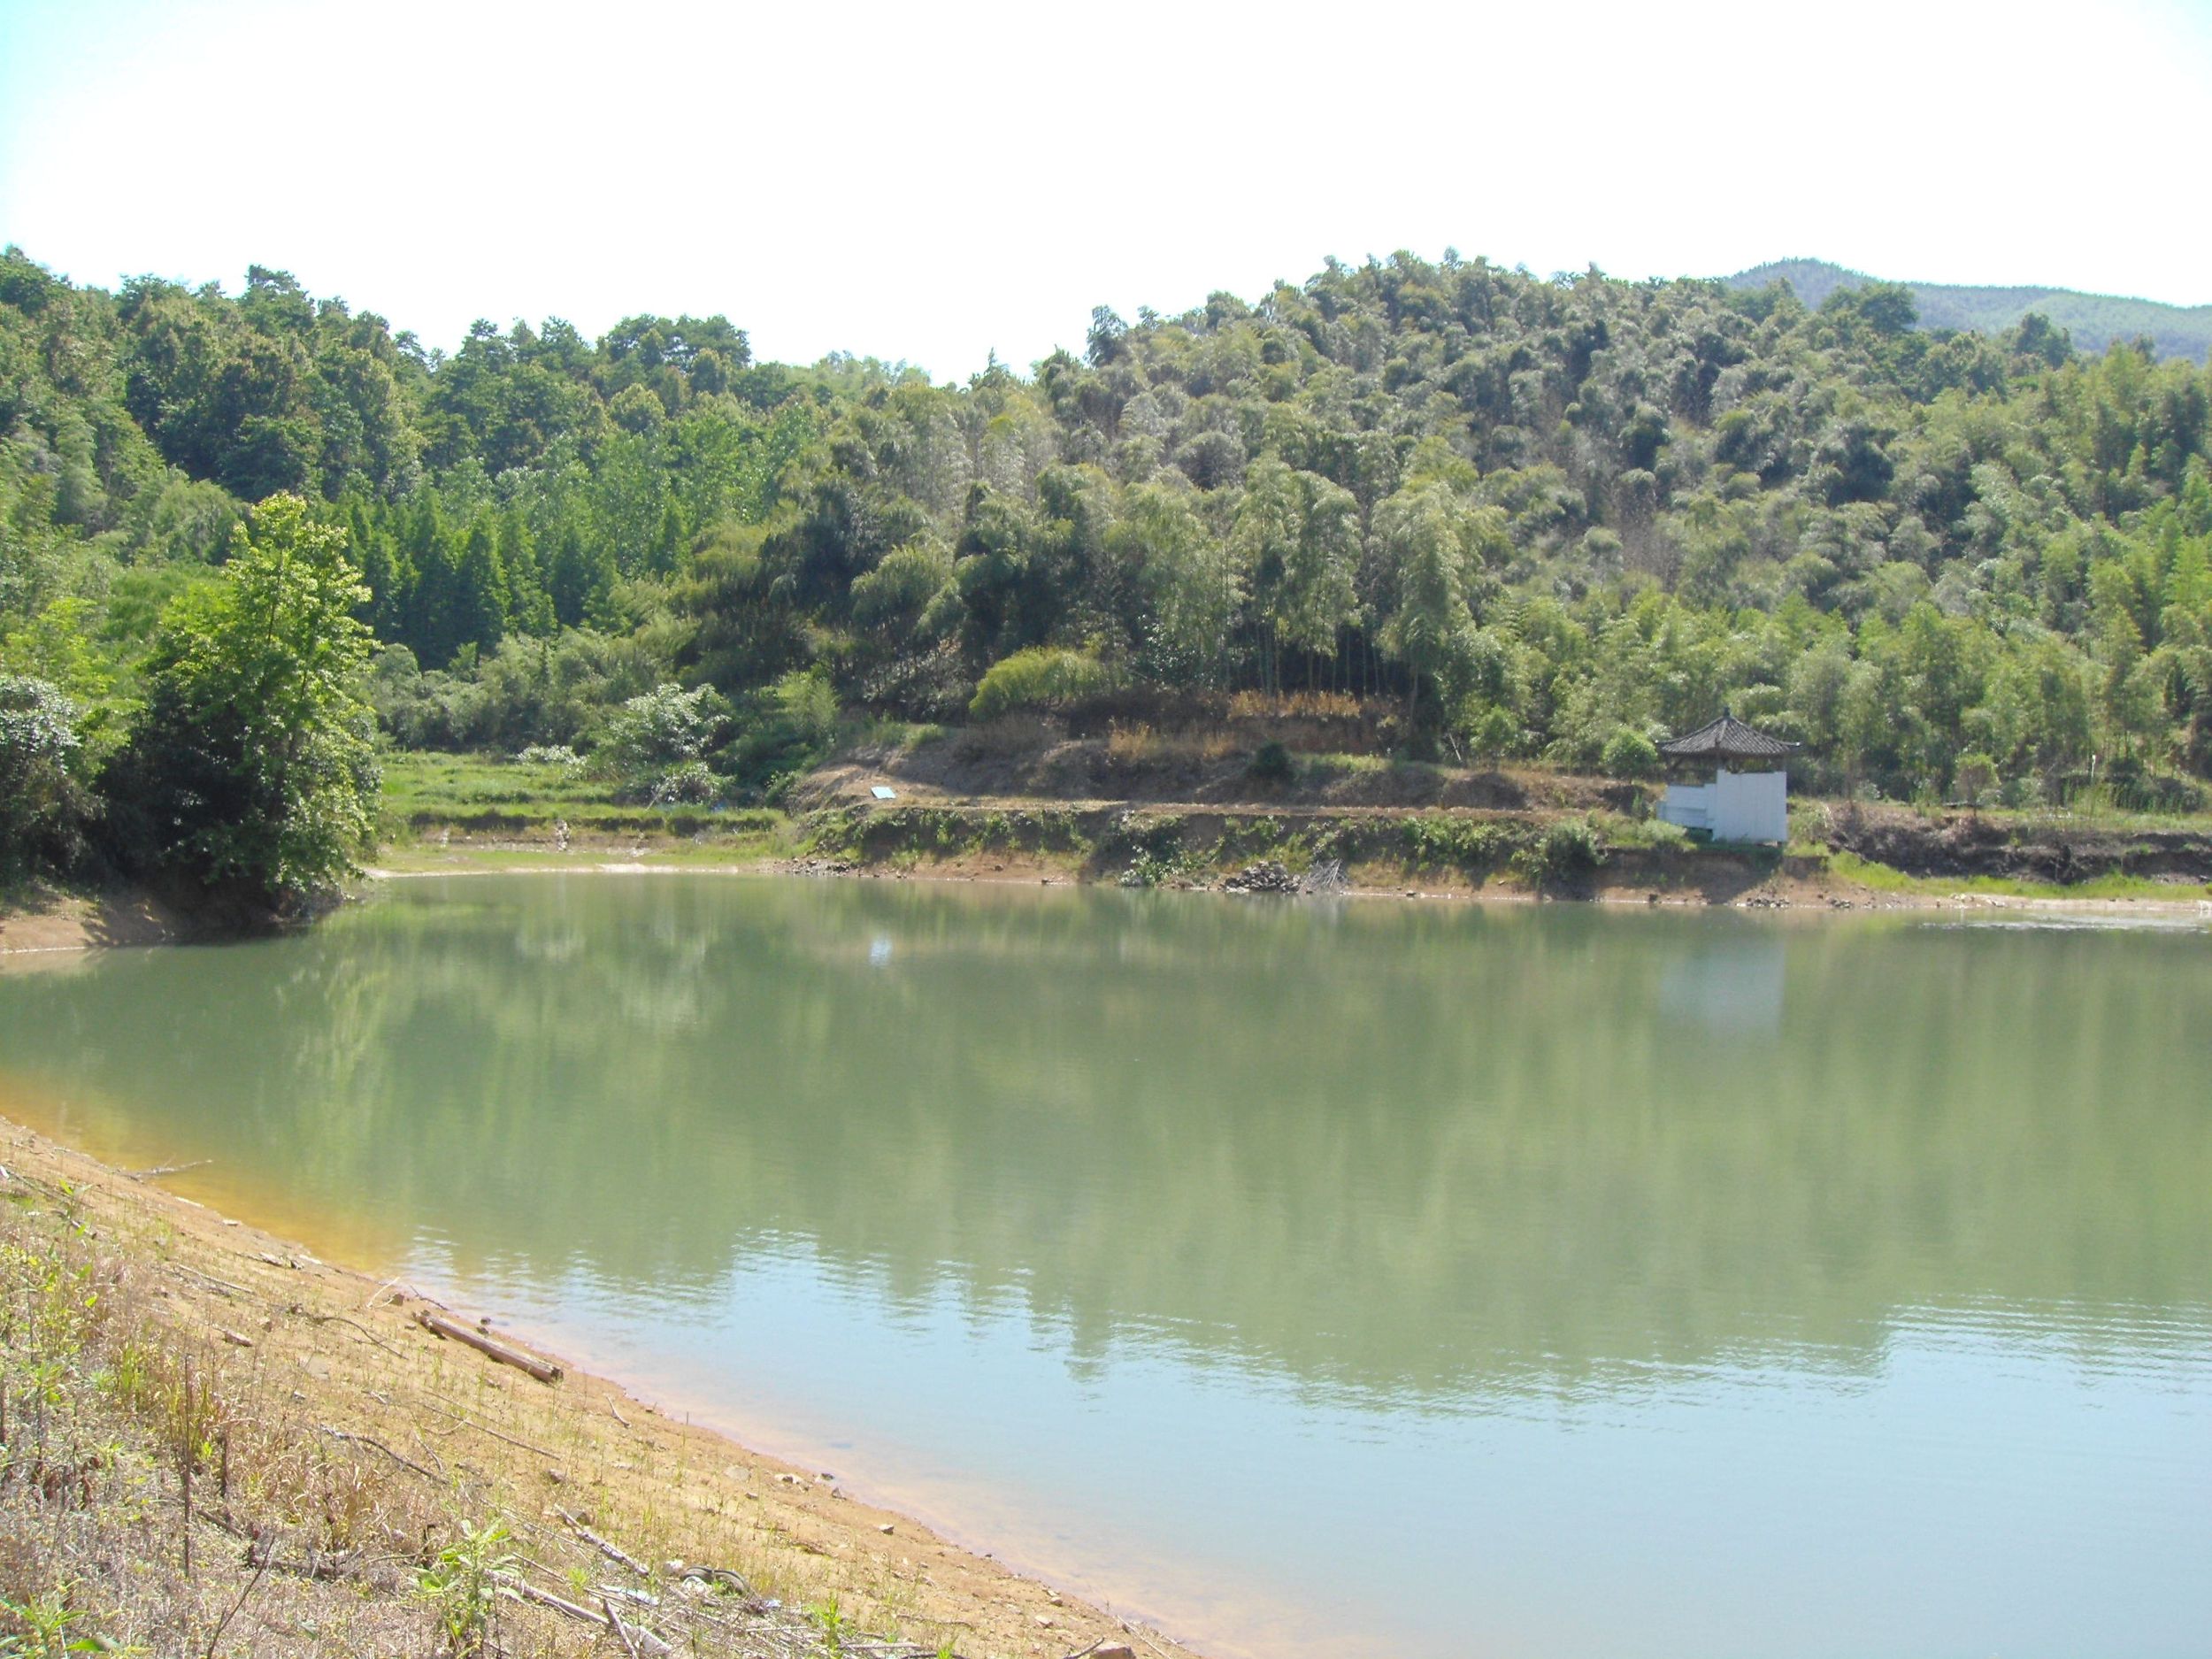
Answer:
[[1729, 258, 2212, 365], [5, 242, 2212, 902]]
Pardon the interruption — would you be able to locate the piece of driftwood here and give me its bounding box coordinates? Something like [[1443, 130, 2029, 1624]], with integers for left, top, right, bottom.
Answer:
[[171, 1263, 252, 1299], [127, 1158, 212, 1181], [497, 1581, 670, 1655], [426, 1399, 557, 1458], [602, 1595, 672, 1657], [316, 1425, 437, 1482], [558, 1508, 649, 1576], [288, 1301, 403, 1354], [414, 1310, 563, 1383], [604, 1596, 646, 1659], [501, 1580, 603, 1624]]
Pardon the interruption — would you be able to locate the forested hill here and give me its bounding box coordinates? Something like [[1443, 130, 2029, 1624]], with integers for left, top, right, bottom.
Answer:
[[1728, 259, 2212, 365], [4, 241, 2212, 862]]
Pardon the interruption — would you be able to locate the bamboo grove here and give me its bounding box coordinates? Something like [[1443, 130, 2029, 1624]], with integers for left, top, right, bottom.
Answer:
[[5, 243, 2210, 826]]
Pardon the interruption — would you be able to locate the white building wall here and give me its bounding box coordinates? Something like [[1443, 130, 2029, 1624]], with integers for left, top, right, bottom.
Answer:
[[1712, 768, 1787, 842], [1658, 769, 1788, 842], [1656, 782, 1712, 832]]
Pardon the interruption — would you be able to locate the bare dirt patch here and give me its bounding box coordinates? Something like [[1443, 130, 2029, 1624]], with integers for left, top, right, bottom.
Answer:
[[802, 727, 1639, 817], [0, 887, 184, 956]]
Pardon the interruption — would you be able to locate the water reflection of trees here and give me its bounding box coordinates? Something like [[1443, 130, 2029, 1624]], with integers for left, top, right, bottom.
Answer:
[[3, 878, 2207, 1407]]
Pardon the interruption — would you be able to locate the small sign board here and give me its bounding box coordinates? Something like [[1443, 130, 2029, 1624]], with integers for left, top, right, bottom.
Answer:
[[871, 785, 899, 800]]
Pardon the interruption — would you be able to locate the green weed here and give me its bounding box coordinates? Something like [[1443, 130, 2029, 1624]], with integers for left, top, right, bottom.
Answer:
[[1400, 816, 1515, 872], [0, 1586, 101, 1657], [1513, 818, 1606, 886], [416, 1518, 515, 1657], [1827, 850, 2211, 902]]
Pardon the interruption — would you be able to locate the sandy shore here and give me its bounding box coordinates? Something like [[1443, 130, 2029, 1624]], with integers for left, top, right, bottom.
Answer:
[[0, 1110, 1198, 1659]]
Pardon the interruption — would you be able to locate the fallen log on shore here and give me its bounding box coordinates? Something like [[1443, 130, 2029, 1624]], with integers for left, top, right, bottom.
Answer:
[[414, 1309, 564, 1383]]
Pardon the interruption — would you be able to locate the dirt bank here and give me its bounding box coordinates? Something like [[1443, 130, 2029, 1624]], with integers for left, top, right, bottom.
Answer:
[[786, 733, 2212, 902], [1821, 799, 2212, 884], [802, 728, 1640, 816], [0, 1117, 1197, 1659], [0, 887, 185, 955]]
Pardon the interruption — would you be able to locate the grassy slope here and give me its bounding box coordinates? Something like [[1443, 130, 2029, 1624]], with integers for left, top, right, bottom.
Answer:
[[1727, 257, 2212, 362], [376, 750, 792, 864], [1824, 848, 2211, 902]]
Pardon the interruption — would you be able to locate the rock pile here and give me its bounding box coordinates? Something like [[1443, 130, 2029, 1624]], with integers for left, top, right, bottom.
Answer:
[[1222, 861, 1300, 894], [1223, 859, 1350, 895]]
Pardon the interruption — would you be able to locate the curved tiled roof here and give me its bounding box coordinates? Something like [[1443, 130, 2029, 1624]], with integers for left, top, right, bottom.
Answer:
[[1657, 711, 1797, 760]]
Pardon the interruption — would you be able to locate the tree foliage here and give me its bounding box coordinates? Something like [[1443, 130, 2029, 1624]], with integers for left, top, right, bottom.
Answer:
[[0, 673, 86, 877], [598, 680, 728, 802], [103, 495, 380, 910], [969, 647, 1119, 720], [4, 240, 2212, 848]]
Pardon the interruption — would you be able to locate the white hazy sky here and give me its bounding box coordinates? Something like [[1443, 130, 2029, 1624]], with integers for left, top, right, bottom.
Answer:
[[2, 0, 2208, 380]]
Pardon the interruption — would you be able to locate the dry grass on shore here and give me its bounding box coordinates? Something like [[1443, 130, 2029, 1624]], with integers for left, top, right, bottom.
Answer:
[[0, 1125, 1179, 1659]]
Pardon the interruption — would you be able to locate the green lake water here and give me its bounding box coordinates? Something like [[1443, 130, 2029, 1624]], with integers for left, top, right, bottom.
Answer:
[[1, 874, 2207, 1657]]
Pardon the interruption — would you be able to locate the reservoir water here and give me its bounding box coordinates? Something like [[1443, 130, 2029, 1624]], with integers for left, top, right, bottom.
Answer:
[[1, 874, 2207, 1657]]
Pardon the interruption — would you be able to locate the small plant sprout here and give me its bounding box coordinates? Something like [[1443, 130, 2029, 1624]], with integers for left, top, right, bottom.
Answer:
[[809, 1593, 849, 1654], [0, 1586, 100, 1657], [416, 1518, 515, 1657]]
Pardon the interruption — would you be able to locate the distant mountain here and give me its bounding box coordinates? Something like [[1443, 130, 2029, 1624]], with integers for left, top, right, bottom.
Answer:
[[1725, 258, 2212, 365]]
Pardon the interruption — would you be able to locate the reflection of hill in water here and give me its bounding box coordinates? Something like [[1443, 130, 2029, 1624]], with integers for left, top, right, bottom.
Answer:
[[4, 876, 2207, 1407]]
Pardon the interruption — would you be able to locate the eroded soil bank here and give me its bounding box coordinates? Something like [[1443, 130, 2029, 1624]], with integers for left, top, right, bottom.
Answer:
[[0, 887, 187, 955]]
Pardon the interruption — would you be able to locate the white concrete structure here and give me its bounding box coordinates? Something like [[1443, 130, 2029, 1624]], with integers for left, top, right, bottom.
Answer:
[[1655, 713, 1798, 844], [1657, 767, 1788, 843]]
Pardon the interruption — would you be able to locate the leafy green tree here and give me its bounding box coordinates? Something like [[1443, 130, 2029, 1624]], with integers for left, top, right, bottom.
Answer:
[[103, 495, 380, 912], [970, 647, 1118, 719], [610, 382, 666, 434], [0, 673, 85, 877], [677, 518, 808, 689], [851, 540, 955, 646], [1236, 460, 1360, 691], [0, 596, 116, 712], [548, 523, 614, 629], [1953, 751, 1999, 809], [450, 513, 512, 651], [947, 486, 1041, 659], [1118, 484, 1237, 687], [1377, 482, 1488, 725], [1601, 727, 1661, 779], [597, 680, 727, 800], [497, 508, 552, 634]]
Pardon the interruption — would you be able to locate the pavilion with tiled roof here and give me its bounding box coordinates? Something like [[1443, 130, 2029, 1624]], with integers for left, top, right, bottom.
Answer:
[[1654, 712, 1796, 843], [1656, 711, 1798, 766]]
